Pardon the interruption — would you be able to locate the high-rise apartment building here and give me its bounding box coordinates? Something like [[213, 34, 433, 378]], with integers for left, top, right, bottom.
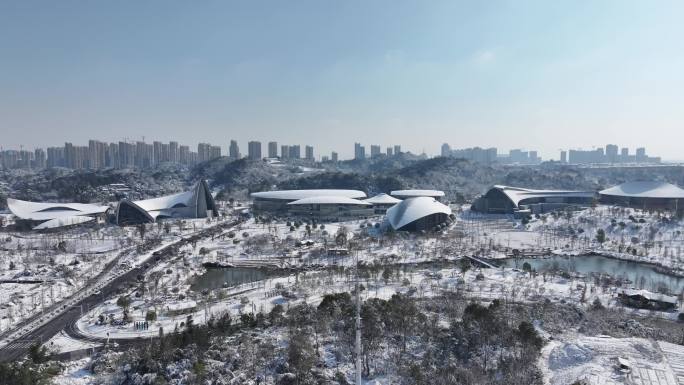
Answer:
[[305, 145, 314, 161], [281, 145, 290, 159], [229, 140, 240, 159], [354, 143, 365, 160], [248, 141, 262, 160], [268, 141, 278, 158], [289, 145, 301, 159], [606, 144, 619, 163], [370, 145, 381, 158], [331, 151, 338, 162]]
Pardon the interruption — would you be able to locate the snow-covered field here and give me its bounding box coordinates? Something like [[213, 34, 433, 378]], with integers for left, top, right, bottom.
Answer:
[[4, 203, 683, 385]]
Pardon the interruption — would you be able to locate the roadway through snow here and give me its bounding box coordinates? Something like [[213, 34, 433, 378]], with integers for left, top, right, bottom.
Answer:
[[0, 218, 244, 363]]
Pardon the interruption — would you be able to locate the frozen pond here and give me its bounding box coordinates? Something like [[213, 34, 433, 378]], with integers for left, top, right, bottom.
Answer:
[[191, 267, 269, 292], [501, 255, 684, 294]]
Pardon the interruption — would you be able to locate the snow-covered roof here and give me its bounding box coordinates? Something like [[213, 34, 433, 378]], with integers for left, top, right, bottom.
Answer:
[[287, 196, 371, 205], [363, 193, 402, 205], [599, 181, 684, 199], [166, 300, 198, 311], [619, 288, 678, 304], [114, 180, 217, 225], [7, 198, 109, 221], [390, 189, 445, 198], [489, 185, 595, 207], [133, 190, 195, 212], [32, 216, 95, 230], [251, 189, 367, 201], [385, 197, 452, 230]]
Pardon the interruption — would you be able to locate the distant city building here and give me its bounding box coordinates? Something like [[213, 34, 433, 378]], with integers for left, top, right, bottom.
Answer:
[[331, 151, 338, 162], [560, 150, 567, 163], [281, 145, 290, 159], [444, 146, 498, 164], [247, 141, 262, 160], [354, 143, 365, 160], [564, 145, 660, 164], [268, 141, 278, 158], [606, 144, 619, 163], [229, 140, 240, 159], [305, 145, 314, 161], [370, 145, 381, 158], [387, 147, 393, 157], [289, 145, 301, 159], [393, 145, 401, 155], [441, 143, 451, 157]]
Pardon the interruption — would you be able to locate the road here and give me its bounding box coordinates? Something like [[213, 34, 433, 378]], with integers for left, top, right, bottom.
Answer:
[[0, 218, 244, 362]]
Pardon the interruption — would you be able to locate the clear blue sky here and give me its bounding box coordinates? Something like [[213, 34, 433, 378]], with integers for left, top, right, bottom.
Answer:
[[1, 1, 683, 160]]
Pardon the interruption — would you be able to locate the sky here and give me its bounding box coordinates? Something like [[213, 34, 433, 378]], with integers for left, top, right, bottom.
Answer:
[[1, 1, 683, 161]]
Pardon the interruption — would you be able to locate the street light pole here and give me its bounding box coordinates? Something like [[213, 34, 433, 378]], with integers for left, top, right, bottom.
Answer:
[[353, 243, 362, 385]]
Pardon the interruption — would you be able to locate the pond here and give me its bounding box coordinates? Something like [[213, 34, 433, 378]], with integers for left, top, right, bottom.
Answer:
[[500, 255, 684, 294], [191, 267, 269, 292]]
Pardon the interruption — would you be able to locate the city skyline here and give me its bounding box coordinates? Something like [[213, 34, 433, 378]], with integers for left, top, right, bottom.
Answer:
[[2, 1, 683, 161]]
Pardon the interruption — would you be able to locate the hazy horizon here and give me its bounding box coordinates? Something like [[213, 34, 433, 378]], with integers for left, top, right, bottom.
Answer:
[[1, 1, 683, 161]]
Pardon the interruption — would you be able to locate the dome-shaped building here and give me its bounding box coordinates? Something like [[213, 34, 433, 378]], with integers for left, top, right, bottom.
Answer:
[[385, 197, 452, 231], [599, 181, 684, 210]]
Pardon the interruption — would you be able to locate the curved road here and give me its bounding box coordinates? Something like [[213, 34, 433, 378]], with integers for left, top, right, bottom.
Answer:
[[0, 218, 244, 362]]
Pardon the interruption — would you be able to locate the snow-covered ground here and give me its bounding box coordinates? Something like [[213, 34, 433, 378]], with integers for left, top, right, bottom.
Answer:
[[541, 335, 681, 385], [11, 203, 684, 385]]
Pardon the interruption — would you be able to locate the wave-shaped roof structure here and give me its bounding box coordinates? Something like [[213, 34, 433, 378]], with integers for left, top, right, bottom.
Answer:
[[287, 196, 371, 206], [114, 180, 218, 225], [364, 193, 402, 205], [385, 197, 452, 231], [7, 198, 109, 230], [390, 189, 445, 199], [599, 181, 684, 199], [251, 189, 367, 201], [33, 216, 96, 230], [471, 185, 595, 214]]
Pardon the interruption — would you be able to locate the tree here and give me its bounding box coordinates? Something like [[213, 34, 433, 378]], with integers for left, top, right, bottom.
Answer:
[[117, 295, 131, 321], [596, 228, 606, 244], [146, 310, 157, 321], [522, 262, 532, 273], [459, 258, 471, 275], [382, 268, 393, 285], [137, 224, 146, 240], [288, 330, 317, 384]]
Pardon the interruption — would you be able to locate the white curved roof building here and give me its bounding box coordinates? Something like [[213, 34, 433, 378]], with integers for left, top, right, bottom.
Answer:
[[390, 189, 445, 200], [7, 198, 108, 230], [251, 189, 367, 214], [364, 193, 402, 205], [599, 181, 684, 209], [33, 216, 96, 230], [471, 185, 595, 214], [251, 189, 366, 201], [114, 180, 218, 226], [287, 196, 371, 206], [599, 181, 684, 199], [385, 197, 452, 231]]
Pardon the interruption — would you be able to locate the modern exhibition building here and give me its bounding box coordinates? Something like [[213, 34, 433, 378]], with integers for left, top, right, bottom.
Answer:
[[364, 193, 402, 214], [114, 180, 218, 226], [7, 198, 109, 230], [599, 181, 684, 211], [385, 197, 452, 231], [286, 196, 373, 220], [251, 189, 367, 214], [390, 189, 445, 201], [471, 185, 596, 216], [8, 180, 218, 229]]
